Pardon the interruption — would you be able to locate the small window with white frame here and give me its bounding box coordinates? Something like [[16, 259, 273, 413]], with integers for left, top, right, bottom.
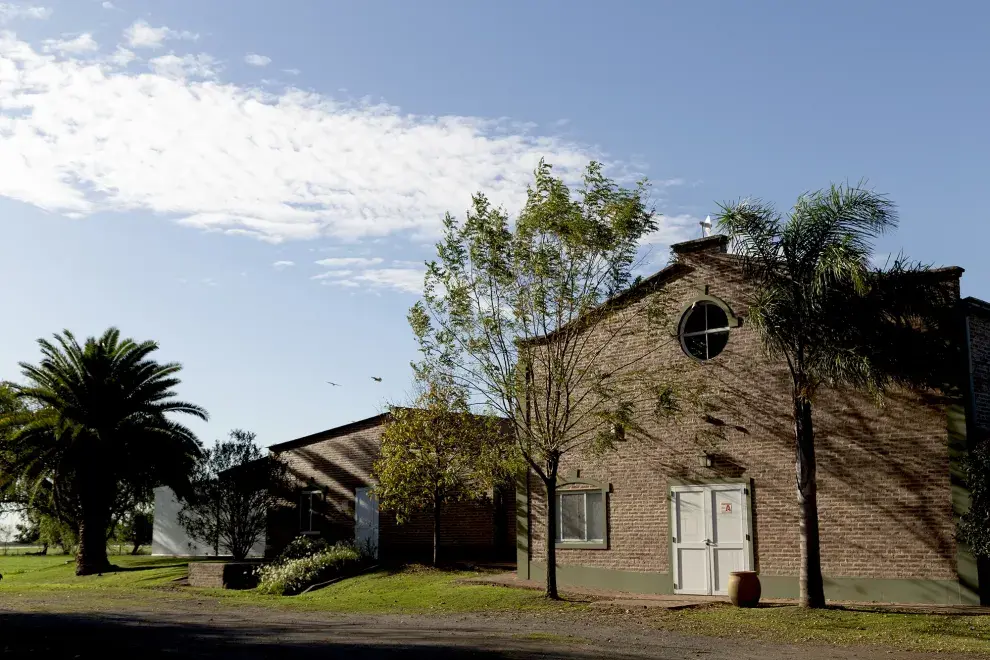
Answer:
[[556, 489, 606, 546], [299, 487, 322, 535]]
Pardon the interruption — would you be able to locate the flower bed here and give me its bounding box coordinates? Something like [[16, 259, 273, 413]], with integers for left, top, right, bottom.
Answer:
[[256, 542, 362, 595]]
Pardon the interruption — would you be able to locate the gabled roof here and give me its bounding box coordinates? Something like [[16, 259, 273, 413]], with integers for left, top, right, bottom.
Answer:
[[267, 408, 510, 454], [964, 296, 990, 317], [523, 235, 969, 347], [519, 261, 694, 347], [267, 412, 390, 453]]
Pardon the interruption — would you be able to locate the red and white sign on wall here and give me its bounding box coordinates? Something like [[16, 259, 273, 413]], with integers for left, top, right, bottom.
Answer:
[[720, 502, 732, 514]]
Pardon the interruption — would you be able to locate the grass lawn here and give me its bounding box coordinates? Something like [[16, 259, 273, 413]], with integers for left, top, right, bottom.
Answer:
[[1, 556, 990, 653], [0, 555, 578, 614], [651, 602, 990, 655]]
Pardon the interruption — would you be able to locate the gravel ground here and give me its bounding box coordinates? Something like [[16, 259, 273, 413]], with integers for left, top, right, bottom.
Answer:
[[0, 593, 983, 659]]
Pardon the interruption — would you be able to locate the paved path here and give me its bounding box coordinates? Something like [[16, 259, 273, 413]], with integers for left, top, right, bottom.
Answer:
[[0, 596, 983, 659]]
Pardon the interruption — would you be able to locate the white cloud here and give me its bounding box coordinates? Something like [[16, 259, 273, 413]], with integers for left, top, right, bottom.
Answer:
[[101, 1, 114, 8], [312, 256, 424, 294], [244, 53, 270, 67], [272, 260, 294, 270], [641, 213, 704, 247], [282, 68, 300, 76], [0, 4, 51, 23], [351, 268, 424, 294], [311, 269, 353, 280], [315, 257, 383, 268], [148, 53, 220, 80], [123, 19, 197, 49], [107, 46, 134, 67], [43, 33, 98, 54], [0, 32, 685, 248], [322, 279, 360, 289]]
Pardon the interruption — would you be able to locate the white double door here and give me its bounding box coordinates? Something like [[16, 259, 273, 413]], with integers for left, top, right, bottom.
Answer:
[[355, 487, 380, 559], [671, 484, 752, 596]]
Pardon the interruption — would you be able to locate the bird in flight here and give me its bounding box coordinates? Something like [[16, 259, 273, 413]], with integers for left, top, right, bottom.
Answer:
[[371, 376, 383, 382], [326, 381, 341, 387]]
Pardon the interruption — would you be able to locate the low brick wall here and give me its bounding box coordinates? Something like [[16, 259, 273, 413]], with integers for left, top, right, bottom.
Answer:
[[188, 561, 263, 590]]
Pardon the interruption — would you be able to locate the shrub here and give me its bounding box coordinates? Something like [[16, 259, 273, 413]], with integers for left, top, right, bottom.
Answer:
[[276, 535, 330, 563], [257, 543, 362, 596]]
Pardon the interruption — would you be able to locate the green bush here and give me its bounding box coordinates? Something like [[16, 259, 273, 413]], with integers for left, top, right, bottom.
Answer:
[[276, 535, 331, 563], [257, 543, 362, 596]]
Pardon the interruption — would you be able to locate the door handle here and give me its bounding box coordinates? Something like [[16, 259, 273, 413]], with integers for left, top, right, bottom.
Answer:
[[705, 539, 713, 546]]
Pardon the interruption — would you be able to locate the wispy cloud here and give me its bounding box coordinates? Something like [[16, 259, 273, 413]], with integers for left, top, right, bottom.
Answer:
[[42, 33, 98, 54], [313, 257, 423, 294], [641, 213, 704, 247], [101, 1, 114, 8], [149, 53, 220, 80], [315, 257, 384, 268], [0, 3, 51, 23], [244, 53, 271, 67], [311, 269, 353, 280], [272, 260, 295, 270], [352, 268, 424, 294], [123, 19, 198, 49], [282, 68, 300, 76], [0, 28, 685, 250], [107, 46, 135, 66]]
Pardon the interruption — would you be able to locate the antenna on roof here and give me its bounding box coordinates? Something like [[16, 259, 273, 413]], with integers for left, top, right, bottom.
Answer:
[[700, 215, 712, 238]]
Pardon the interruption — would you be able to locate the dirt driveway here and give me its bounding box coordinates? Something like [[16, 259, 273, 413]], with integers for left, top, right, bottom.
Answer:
[[0, 595, 984, 660]]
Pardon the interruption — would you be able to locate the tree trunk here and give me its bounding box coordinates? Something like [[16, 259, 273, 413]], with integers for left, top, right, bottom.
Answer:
[[76, 507, 111, 576], [130, 542, 140, 555], [433, 490, 441, 568], [544, 476, 559, 599], [794, 394, 825, 608]]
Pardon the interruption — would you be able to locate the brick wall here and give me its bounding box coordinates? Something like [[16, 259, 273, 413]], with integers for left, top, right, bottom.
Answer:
[[268, 417, 515, 562], [967, 309, 990, 434], [526, 245, 959, 582]]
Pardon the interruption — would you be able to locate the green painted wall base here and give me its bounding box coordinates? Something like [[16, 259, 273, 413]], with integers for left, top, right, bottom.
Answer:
[[527, 562, 673, 595], [760, 574, 979, 606], [520, 561, 979, 605]]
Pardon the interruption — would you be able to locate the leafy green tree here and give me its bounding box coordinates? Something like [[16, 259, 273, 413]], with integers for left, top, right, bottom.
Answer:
[[13, 510, 77, 554], [411, 161, 684, 598], [179, 429, 288, 560], [38, 514, 77, 554], [0, 328, 206, 575], [962, 439, 990, 560], [117, 508, 154, 555], [717, 184, 956, 607], [374, 381, 514, 566], [13, 513, 40, 546]]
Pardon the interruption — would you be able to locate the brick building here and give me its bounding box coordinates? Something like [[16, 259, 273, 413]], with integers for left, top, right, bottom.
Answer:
[[266, 413, 515, 562], [516, 234, 990, 605]]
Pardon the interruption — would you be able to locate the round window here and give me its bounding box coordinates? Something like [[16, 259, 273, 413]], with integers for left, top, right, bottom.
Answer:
[[679, 301, 731, 361]]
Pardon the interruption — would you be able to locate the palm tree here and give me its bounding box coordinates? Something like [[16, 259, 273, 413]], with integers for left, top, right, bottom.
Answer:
[[716, 184, 957, 608], [0, 328, 206, 575]]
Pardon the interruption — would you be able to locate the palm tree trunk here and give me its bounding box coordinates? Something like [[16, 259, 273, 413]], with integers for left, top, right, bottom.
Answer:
[[76, 507, 111, 576], [544, 476, 559, 600], [794, 394, 825, 608]]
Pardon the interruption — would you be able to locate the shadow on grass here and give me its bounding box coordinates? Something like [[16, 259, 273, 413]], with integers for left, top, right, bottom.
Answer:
[[0, 610, 634, 659], [827, 604, 990, 617], [103, 562, 189, 574]]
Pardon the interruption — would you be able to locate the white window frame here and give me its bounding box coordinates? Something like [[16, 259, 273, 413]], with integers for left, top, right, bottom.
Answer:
[[555, 489, 607, 549], [299, 488, 322, 535]]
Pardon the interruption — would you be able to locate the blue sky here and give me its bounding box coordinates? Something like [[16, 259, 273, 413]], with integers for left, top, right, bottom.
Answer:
[[0, 0, 987, 448]]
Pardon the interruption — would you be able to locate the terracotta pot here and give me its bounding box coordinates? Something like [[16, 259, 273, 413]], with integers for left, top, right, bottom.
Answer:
[[727, 571, 761, 607]]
